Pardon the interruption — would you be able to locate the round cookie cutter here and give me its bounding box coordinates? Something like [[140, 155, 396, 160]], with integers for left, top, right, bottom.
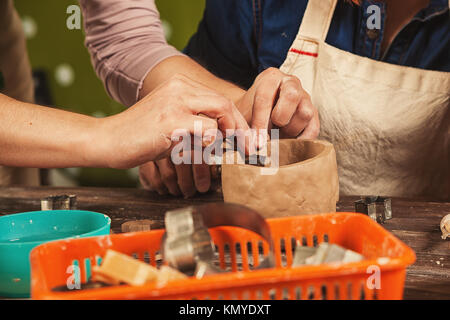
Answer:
[[162, 203, 275, 275]]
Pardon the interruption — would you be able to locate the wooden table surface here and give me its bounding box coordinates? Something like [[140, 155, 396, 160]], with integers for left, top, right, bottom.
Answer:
[[0, 186, 449, 300]]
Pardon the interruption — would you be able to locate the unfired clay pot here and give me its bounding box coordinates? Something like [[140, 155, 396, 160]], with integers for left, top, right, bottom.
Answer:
[[222, 139, 339, 218]]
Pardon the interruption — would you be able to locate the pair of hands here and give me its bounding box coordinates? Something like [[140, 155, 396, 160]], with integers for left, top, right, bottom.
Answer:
[[135, 68, 320, 197]]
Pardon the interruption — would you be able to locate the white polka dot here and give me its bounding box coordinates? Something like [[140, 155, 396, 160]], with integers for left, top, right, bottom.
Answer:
[[128, 167, 140, 180], [21, 16, 38, 39], [55, 64, 75, 87], [161, 20, 173, 41], [66, 167, 81, 176]]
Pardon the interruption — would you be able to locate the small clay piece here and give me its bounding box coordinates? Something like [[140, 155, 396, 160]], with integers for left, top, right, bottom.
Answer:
[[222, 139, 339, 218], [308, 243, 363, 265], [41, 195, 77, 210], [90, 271, 121, 286], [292, 243, 363, 267], [341, 250, 364, 263], [292, 244, 317, 266], [92, 250, 159, 286], [156, 266, 188, 288], [441, 214, 450, 240], [92, 250, 189, 288], [121, 220, 155, 233]]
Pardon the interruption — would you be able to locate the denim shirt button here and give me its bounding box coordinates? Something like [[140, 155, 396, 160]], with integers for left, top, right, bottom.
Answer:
[[366, 28, 380, 40]]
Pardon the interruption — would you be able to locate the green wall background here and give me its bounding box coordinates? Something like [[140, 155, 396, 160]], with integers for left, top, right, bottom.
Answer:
[[14, 0, 205, 187]]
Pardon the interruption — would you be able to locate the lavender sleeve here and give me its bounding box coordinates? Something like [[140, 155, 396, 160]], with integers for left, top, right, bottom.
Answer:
[[79, 0, 183, 107]]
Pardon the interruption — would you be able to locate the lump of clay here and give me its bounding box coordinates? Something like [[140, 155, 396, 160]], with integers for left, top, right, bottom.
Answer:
[[221, 139, 339, 218]]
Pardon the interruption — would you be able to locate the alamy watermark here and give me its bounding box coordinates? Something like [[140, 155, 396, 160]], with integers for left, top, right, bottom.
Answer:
[[170, 122, 280, 175], [66, 4, 382, 31], [367, 4, 381, 30], [66, 5, 81, 30], [366, 265, 382, 289], [66, 264, 81, 290]]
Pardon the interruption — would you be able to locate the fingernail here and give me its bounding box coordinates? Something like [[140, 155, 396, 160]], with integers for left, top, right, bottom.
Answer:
[[258, 133, 267, 149], [197, 180, 211, 193], [247, 138, 257, 155], [249, 131, 259, 150]]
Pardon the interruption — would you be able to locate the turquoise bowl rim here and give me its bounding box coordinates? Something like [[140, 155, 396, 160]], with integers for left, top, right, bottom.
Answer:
[[0, 210, 111, 246]]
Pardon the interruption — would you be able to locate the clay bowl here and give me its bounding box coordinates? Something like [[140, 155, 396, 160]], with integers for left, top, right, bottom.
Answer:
[[222, 139, 339, 218]]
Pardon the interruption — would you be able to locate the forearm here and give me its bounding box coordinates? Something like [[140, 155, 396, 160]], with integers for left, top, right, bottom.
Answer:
[[0, 94, 105, 168], [139, 56, 245, 105]]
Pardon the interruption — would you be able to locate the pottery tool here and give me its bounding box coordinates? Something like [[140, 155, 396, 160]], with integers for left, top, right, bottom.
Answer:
[[354, 196, 392, 224], [41, 195, 77, 210], [209, 137, 267, 181], [162, 203, 275, 277]]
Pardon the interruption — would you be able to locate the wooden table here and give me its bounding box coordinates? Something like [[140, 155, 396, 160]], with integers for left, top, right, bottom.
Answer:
[[1, 186, 449, 300]]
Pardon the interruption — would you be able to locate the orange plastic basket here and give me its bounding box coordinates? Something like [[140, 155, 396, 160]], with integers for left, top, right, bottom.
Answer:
[[30, 212, 415, 300]]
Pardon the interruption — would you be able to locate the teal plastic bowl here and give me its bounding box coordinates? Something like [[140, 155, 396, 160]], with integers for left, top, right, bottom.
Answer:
[[0, 210, 111, 298]]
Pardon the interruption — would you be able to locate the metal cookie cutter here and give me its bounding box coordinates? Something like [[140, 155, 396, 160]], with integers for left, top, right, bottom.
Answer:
[[354, 196, 392, 223], [41, 195, 77, 210], [209, 137, 268, 181], [161, 203, 275, 277]]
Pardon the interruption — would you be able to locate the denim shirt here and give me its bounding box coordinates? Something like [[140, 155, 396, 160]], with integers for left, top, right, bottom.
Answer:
[[185, 0, 450, 89]]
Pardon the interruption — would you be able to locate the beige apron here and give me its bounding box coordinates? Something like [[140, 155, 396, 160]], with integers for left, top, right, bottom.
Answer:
[[280, 0, 450, 200], [0, 0, 40, 186]]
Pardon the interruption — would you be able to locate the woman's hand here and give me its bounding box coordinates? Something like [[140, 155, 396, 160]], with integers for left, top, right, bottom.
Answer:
[[236, 67, 320, 139], [139, 157, 212, 197], [95, 74, 249, 170], [138, 69, 320, 198]]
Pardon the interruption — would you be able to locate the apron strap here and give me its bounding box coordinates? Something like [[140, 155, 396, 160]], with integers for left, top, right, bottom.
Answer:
[[298, 0, 338, 42]]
